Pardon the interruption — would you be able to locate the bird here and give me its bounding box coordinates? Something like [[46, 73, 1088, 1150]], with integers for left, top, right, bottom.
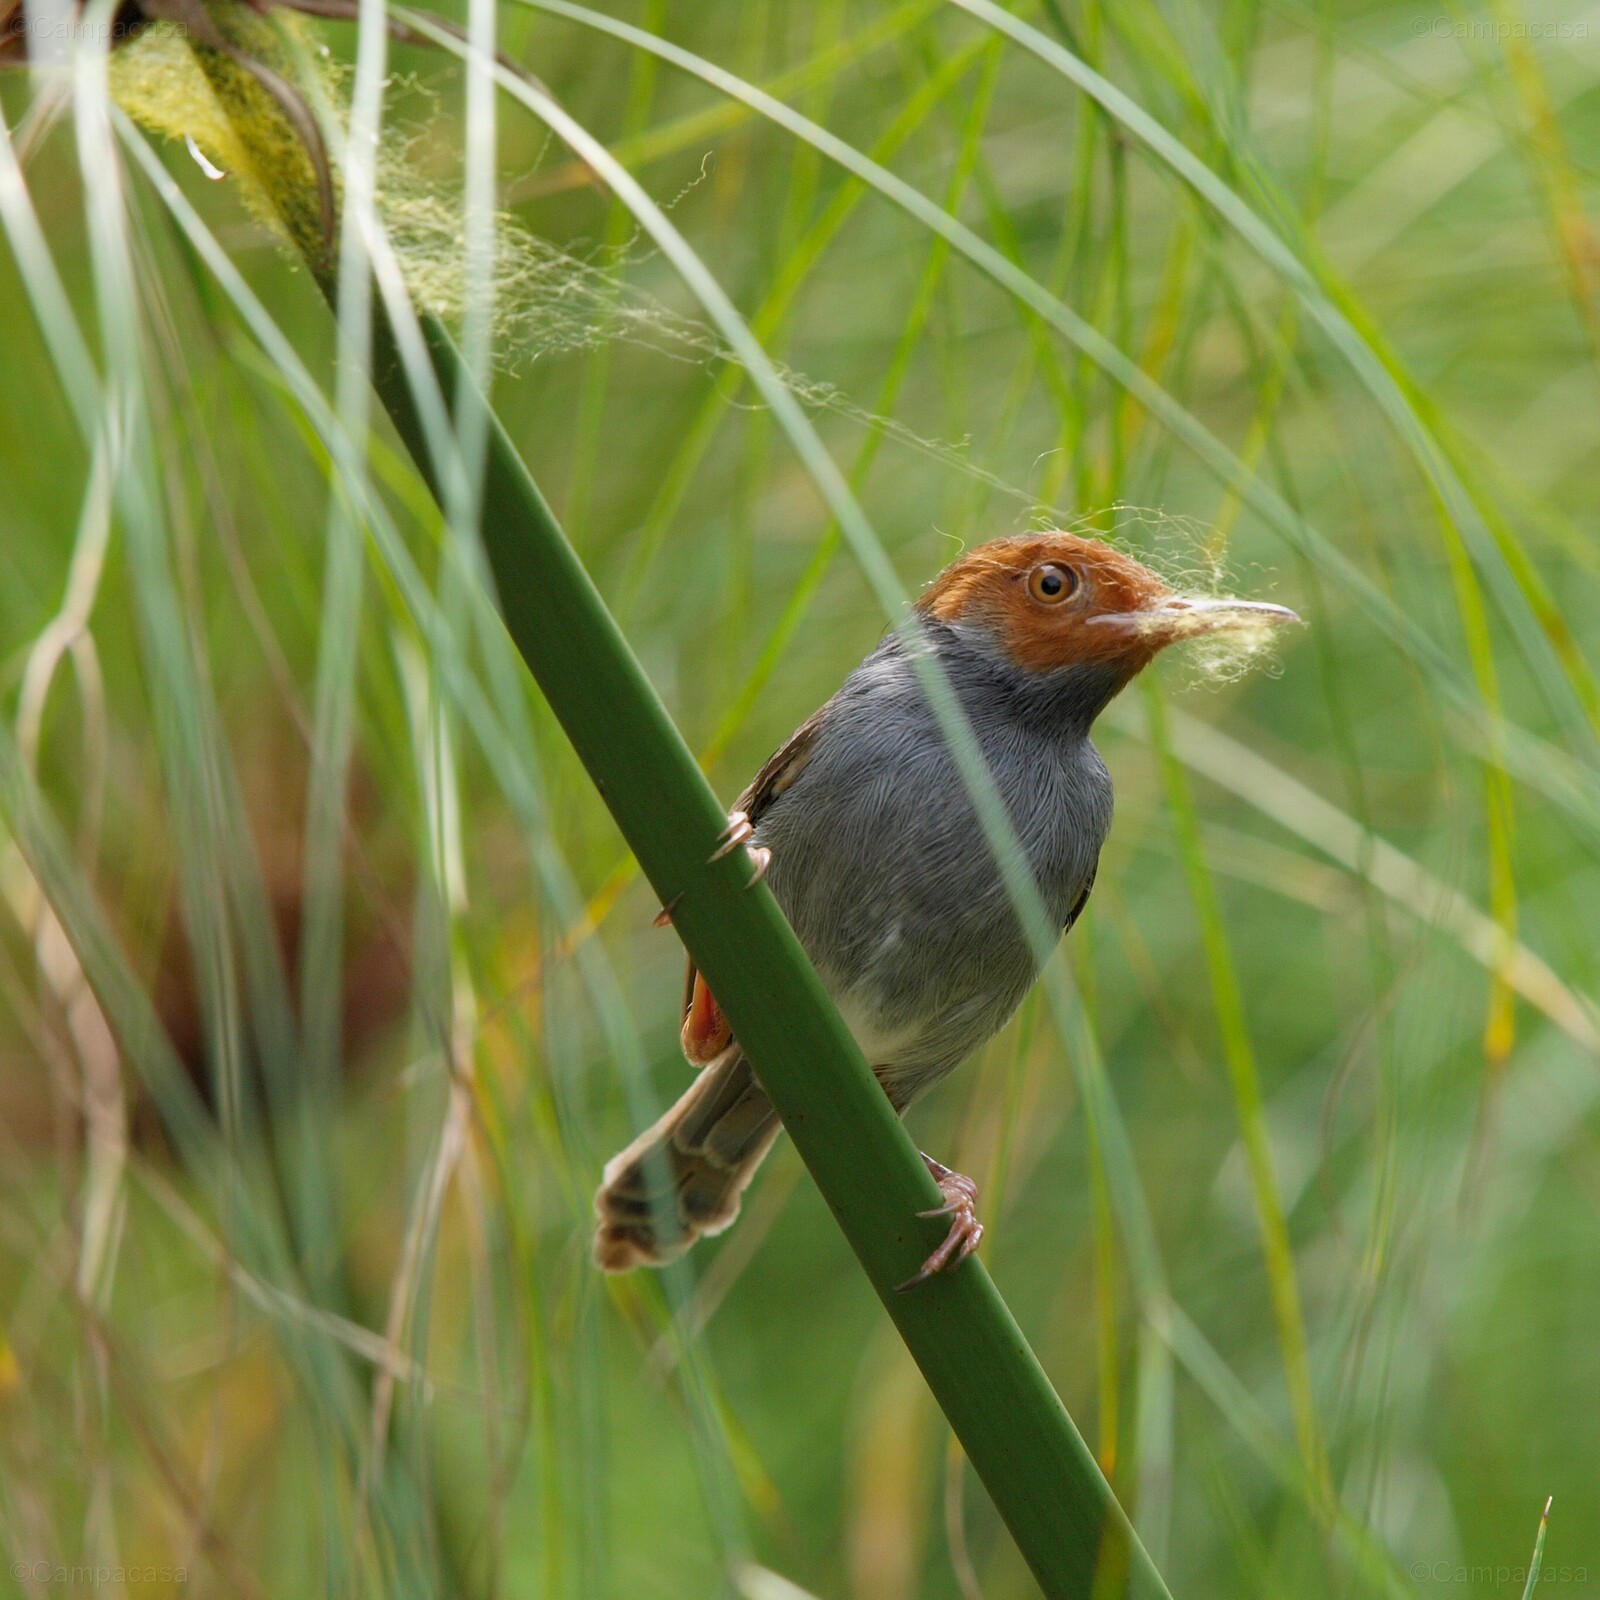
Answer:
[[593, 531, 1298, 1287]]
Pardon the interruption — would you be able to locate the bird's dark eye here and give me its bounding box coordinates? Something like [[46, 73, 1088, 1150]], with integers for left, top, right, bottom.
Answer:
[[1027, 562, 1078, 605]]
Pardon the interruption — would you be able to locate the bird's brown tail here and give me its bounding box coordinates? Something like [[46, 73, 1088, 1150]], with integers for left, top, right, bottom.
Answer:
[[593, 1050, 781, 1272]]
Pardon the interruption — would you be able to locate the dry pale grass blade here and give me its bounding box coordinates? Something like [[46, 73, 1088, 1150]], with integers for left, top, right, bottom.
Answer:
[[358, 637, 480, 1503], [9, 435, 122, 1307], [734, 1563, 828, 1600], [1522, 1496, 1553, 1600]]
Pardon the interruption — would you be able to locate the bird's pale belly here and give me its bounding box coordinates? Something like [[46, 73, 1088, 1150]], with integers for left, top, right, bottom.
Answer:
[[802, 887, 1053, 1109], [831, 991, 923, 1072]]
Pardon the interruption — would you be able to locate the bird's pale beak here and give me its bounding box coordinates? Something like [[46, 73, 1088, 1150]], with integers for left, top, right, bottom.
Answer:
[[1092, 593, 1301, 645]]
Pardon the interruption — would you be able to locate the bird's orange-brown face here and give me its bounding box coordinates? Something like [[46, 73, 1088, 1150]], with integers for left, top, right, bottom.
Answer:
[[916, 531, 1298, 676]]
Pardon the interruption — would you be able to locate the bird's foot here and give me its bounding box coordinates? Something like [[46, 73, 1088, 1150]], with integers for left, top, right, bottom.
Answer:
[[745, 846, 772, 886], [708, 809, 771, 887], [895, 1154, 984, 1291]]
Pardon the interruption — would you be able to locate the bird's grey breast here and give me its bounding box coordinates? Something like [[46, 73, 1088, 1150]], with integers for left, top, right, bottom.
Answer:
[[752, 630, 1113, 1094]]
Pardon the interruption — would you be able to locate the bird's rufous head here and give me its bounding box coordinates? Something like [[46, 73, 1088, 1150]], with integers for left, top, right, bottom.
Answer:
[[916, 531, 1298, 681]]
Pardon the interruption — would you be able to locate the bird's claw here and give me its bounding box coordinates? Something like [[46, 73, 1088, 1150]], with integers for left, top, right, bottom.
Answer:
[[709, 811, 771, 888], [709, 810, 753, 860], [895, 1155, 983, 1292]]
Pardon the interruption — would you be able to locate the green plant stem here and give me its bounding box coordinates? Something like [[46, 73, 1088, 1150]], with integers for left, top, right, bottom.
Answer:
[[369, 302, 1170, 1600]]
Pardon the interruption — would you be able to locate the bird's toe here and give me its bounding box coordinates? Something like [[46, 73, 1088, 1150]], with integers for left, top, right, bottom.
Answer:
[[895, 1157, 983, 1292]]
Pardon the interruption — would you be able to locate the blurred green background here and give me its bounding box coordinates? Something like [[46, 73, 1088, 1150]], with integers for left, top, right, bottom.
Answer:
[[2, 0, 1599, 1594]]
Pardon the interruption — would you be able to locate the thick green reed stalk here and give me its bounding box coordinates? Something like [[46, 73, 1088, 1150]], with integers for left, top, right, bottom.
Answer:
[[371, 316, 1176, 1600], [172, 15, 1174, 1595]]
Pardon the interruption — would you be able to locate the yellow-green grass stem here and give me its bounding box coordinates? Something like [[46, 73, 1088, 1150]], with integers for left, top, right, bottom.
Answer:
[[1140, 676, 1327, 1502]]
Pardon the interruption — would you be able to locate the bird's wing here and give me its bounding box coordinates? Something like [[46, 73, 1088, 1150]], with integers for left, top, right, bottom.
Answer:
[[732, 710, 824, 823], [680, 714, 823, 1066], [1064, 861, 1098, 935]]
